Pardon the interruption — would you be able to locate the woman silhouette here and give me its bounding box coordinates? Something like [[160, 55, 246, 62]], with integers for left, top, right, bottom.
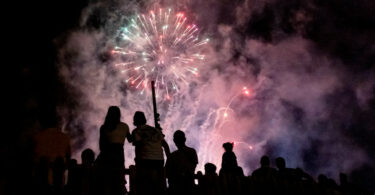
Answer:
[[95, 106, 132, 195]]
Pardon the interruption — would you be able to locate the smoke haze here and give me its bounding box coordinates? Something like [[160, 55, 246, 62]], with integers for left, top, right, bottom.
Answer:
[[57, 0, 375, 187]]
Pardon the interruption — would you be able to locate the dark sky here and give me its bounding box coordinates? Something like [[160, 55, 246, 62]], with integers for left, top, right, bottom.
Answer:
[[9, 0, 375, 192]]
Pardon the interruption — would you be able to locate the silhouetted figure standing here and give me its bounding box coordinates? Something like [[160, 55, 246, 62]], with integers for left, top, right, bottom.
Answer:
[[275, 157, 300, 194], [219, 142, 244, 195], [165, 130, 198, 195], [275, 157, 296, 180], [198, 163, 221, 195], [132, 111, 170, 195], [221, 142, 238, 171], [66, 149, 96, 195], [80, 149, 95, 195], [294, 167, 316, 195], [94, 106, 131, 195], [66, 159, 79, 195], [339, 173, 355, 195], [251, 155, 278, 195], [317, 174, 341, 195]]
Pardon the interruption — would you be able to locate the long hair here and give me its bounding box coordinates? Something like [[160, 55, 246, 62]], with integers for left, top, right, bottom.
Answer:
[[103, 106, 121, 131]]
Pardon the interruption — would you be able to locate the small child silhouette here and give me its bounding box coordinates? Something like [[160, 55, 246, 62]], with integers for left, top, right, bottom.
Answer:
[[221, 142, 238, 170]]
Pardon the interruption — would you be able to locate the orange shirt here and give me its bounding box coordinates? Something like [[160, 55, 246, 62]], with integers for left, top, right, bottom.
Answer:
[[34, 127, 71, 163]]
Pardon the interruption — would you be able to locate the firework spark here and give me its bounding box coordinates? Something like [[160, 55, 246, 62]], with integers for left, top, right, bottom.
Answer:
[[111, 8, 209, 100], [196, 86, 254, 168]]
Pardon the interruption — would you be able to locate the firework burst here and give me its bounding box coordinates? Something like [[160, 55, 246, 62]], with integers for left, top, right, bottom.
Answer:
[[111, 8, 209, 100]]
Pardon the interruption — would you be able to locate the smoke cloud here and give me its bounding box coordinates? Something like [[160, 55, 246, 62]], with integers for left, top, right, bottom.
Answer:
[[57, 0, 375, 185]]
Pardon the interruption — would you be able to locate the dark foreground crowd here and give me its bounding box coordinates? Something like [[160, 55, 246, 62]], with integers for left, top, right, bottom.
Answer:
[[28, 106, 372, 195]]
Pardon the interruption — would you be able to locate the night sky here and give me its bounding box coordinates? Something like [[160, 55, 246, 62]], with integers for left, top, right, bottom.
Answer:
[[9, 0, 375, 192]]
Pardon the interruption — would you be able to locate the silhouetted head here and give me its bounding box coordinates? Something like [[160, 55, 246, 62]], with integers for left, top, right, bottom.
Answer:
[[275, 157, 286, 170], [339, 173, 348, 185], [103, 106, 121, 130], [222, 142, 233, 152], [327, 178, 338, 188], [173, 130, 186, 148], [205, 163, 217, 175], [197, 171, 203, 177], [81, 148, 95, 165], [260, 155, 270, 167], [133, 111, 147, 127], [318, 174, 328, 184]]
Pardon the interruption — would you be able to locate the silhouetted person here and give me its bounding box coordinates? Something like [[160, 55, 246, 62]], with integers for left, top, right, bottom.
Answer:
[[317, 174, 328, 187], [81, 149, 95, 167], [276, 157, 291, 176], [94, 106, 131, 195], [219, 142, 244, 195], [33, 117, 71, 194], [275, 157, 292, 194], [165, 130, 198, 195], [339, 173, 351, 195], [198, 163, 221, 195], [52, 157, 66, 194], [294, 168, 316, 195], [294, 167, 314, 182], [317, 174, 336, 195], [221, 142, 238, 170], [132, 111, 170, 195], [251, 155, 278, 195], [80, 149, 95, 195], [66, 159, 80, 195], [67, 150, 96, 195], [317, 174, 340, 195]]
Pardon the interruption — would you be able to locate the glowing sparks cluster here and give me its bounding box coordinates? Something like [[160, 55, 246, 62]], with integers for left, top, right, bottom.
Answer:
[[111, 8, 209, 99]]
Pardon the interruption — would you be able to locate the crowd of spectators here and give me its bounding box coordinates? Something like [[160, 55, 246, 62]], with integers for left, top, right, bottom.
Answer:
[[28, 106, 373, 195]]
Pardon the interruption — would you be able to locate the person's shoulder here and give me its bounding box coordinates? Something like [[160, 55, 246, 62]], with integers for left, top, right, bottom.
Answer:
[[184, 146, 198, 162], [118, 122, 129, 127], [269, 167, 278, 174], [285, 168, 295, 172], [145, 125, 163, 135], [170, 150, 179, 156], [252, 168, 262, 175], [222, 151, 230, 156], [144, 124, 157, 130], [131, 127, 139, 134], [168, 150, 179, 160], [118, 122, 130, 130], [227, 151, 236, 157], [185, 146, 197, 154], [134, 124, 152, 131]]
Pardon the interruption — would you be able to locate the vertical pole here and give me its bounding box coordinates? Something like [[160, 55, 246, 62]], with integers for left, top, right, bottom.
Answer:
[[151, 81, 161, 130]]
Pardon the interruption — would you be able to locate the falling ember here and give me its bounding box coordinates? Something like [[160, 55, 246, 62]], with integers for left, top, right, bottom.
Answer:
[[213, 86, 254, 133], [233, 141, 254, 151], [242, 86, 251, 96], [221, 86, 252, 119], [111, 7, 209, 99]]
